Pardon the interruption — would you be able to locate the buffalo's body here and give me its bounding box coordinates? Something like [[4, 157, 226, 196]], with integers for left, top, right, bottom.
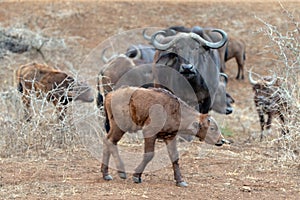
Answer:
[[249, 70, 289, 140], [97, 55, 153, 108], [101, 86, 225, 187], [16, 62, 94, 121]]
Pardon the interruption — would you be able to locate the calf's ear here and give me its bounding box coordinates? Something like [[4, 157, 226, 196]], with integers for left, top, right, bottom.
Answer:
[[199, 114, 210, 123], [192, 121, 201, 130]]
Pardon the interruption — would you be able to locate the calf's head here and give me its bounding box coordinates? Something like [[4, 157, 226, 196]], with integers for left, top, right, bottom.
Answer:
[[192, 114, 227, 146]]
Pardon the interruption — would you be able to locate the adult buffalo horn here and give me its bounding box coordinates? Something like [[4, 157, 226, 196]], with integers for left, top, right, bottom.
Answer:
[[151, 31, 178, 50], [101, 47, 118, 64], [220, 73, 228, 84], [265, 73, 277, 86], [248, 68, 258, 85], [142, 28, 151, 41], [101, 47, 109, 63], [190, 29, 227, 49]]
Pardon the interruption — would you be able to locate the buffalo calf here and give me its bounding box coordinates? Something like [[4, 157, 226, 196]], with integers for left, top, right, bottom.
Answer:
[[249, 70, 289, 140], [16, 62, 94, 121], [101, 86, 228, 187]]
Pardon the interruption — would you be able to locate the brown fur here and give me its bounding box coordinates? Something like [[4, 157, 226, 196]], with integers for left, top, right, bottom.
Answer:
[[98, 55, 136, 96], [16, 62, 93, 121], [101, 86, 223, 186], [96, 55, 153, 108]]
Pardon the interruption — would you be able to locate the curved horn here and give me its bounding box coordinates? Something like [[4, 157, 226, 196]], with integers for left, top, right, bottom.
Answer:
[[101, 47, 109, 63], [101, 47, 119, 63], [166, 28, 177, 36], [142, 28, 152, 41], [151, 31, 178, 50], [190, 29, 227, 49], [265, 73, 277, 86], [220, 73, 228, 84], [248, 68, 258, 85]]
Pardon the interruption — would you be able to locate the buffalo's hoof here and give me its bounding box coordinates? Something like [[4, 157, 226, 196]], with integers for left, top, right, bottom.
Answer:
[[118, 172, 127, 179], [103, 175, 113, 181], [132, 176, 142, 183], [176, 181, 188, 187]]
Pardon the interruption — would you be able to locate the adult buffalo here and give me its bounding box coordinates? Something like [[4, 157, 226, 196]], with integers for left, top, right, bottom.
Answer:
[[162, 26, 246, 80], [151, 29, 227, 114]]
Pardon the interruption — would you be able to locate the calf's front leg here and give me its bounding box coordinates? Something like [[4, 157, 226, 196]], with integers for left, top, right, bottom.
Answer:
[[165, 137, 187, 187]]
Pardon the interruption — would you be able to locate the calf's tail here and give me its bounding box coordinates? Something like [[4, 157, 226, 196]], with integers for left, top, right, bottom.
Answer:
[[96, 72, 104, 108], [17, 82, 23, 93], [97, 92, 104, 108], [104, 105, 110, 133]]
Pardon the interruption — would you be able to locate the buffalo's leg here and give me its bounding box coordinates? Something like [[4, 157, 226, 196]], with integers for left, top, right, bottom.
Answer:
[[101, 138, 112, 180], [236, 60, 244, 80], [258, 112, 265, 141], [279, 113, 288, 135], [22, 95, 32, 121], [133, 135, 156, 183], [265, 112, 273, 137], [164, 137, 187, 187], [236, 53, 245, 80], [101, 124, 126, 180]]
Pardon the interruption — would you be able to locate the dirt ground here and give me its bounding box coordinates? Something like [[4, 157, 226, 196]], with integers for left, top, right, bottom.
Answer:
[[0, 1, 299, 199]]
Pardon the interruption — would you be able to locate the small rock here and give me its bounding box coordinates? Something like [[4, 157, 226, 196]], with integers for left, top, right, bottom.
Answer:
[[241, 186, 251, 192]]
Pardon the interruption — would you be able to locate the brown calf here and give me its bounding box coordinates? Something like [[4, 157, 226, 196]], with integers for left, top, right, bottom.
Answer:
[[101, 86, 227, 187], [16, 62, 94, 121]]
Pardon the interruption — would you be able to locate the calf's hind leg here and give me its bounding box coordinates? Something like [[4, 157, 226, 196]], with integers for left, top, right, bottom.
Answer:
[[101, 125, 126, 180], [133, 135, 156, 183]]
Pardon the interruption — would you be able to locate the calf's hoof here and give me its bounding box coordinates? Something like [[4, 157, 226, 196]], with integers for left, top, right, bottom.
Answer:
[[176, 181, 188, 187], [132, 176, 142, 183], [103, 174, 113, 181], [118, 172, 127, 179]]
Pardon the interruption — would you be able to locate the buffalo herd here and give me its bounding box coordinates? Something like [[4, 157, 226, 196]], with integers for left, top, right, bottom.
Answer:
[[15, 25, 289, 187]]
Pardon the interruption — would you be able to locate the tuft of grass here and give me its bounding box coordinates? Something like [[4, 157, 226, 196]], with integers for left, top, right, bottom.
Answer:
[[221, 126, 234, 137]]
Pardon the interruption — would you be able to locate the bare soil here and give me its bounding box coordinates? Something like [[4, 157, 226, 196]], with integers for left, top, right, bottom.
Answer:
[[0, 1, 299, 199]]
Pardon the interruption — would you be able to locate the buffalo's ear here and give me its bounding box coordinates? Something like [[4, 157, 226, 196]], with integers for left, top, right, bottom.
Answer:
[[192, 121, 201, 130]]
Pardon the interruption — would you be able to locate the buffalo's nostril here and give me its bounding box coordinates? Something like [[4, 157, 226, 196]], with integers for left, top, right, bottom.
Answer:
[[181, 64, 193, 70], [226, 108, 233, 115]]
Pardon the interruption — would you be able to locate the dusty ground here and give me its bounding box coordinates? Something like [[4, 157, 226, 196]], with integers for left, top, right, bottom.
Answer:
[[0, 1, 299, 199]]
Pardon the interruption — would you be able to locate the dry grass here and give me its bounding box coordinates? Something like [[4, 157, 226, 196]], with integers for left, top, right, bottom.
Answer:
[[254, 3, 300, 162]]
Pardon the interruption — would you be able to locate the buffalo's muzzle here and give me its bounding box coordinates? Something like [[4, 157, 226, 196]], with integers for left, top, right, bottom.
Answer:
[[215, 138, 232, 146]]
